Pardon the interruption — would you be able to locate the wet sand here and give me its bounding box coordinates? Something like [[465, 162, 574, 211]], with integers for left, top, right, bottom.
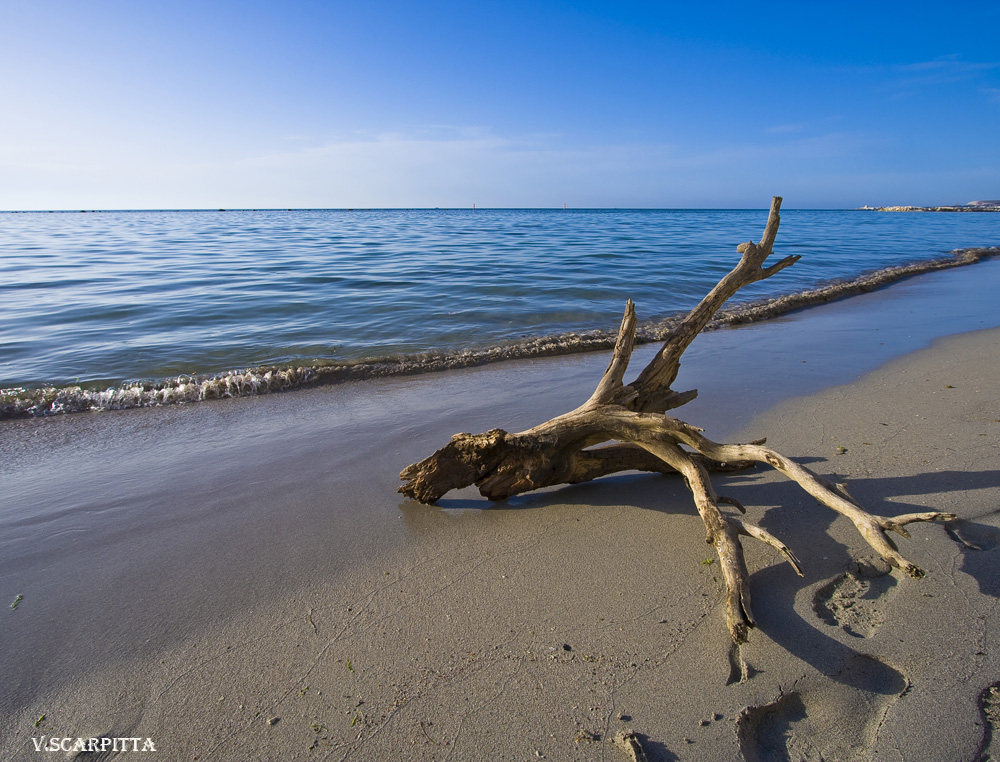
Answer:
[[2, 258, 1000, 760]]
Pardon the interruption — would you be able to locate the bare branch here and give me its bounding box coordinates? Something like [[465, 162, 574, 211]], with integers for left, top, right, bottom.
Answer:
[[629, 196, 787, 411], [736, 520, 803, 577], [589, 299, 637, 405]]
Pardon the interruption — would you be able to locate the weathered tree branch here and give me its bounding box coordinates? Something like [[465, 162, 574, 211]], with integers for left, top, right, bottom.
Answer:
[[399, 196, 954, 645], [628, 196, 798, 411]]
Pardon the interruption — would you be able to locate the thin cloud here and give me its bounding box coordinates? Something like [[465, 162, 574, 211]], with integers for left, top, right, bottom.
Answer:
[[886, 56, 999, 91], [764, 124, 804, 134], [894, 55, 996, 75], [837, 56, 999, 102], [219, 127, 869, 207], [0, 124, 967, 210]]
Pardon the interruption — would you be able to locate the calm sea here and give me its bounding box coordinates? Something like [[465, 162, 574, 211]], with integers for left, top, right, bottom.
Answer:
[[2, 207, 999, 414]]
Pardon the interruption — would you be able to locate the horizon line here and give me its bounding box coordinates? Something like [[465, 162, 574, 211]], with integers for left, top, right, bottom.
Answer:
[[1, 205, 863, 214]]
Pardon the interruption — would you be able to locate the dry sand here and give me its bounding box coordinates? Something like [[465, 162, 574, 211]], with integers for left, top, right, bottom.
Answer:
[[2, 259, 1000, 761]]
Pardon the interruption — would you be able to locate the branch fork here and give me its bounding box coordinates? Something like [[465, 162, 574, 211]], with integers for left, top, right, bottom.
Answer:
[[399, 197, 954, 644]]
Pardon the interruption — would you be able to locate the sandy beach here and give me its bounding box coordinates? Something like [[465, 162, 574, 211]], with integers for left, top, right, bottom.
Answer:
[[3, 257, 1000, 761]]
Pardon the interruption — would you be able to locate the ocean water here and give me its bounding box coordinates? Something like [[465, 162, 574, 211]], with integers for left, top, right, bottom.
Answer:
[[2, 207, 999, 415]]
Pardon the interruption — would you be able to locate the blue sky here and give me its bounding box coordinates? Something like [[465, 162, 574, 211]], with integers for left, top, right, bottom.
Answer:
[[2, 1, 998, 209]]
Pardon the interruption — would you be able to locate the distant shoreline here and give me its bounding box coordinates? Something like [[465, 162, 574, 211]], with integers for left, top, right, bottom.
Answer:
[[862, 200, 1000, 212]]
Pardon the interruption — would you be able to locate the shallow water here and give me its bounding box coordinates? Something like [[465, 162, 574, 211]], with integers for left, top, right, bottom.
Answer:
[[2, 207, 999, 409]]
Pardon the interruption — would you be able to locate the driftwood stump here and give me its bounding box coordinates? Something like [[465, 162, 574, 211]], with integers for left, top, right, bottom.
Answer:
[[399, 197, 953, 645]]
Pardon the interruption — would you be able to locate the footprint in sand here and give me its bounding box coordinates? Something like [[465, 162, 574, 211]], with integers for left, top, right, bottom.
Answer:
[[946, 517, 1000, 552], [737, 653, 908, 762], [976, 681, 1000, 762], [66, 707, 145, 761], [812, 557, 895, 638], [946, 515, 1000, 599]]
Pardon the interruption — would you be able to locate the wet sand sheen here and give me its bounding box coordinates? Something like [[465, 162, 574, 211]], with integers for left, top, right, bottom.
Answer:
[[1, 258, 1000, 760]]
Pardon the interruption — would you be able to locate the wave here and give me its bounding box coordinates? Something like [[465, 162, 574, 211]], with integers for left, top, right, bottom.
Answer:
[[2, 246, 997, 419]]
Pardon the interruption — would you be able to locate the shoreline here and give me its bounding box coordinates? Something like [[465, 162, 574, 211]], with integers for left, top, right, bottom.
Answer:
[[2, 245, 999, 419], [2, 259, 1000, 759], [870, 205, 1000, 212]]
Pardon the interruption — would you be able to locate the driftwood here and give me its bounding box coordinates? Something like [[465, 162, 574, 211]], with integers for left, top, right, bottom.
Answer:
[[399, 197, 954, 645]]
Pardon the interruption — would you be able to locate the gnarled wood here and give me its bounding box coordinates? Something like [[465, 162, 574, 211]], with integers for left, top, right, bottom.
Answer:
[[399, 196, 954, 645]]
